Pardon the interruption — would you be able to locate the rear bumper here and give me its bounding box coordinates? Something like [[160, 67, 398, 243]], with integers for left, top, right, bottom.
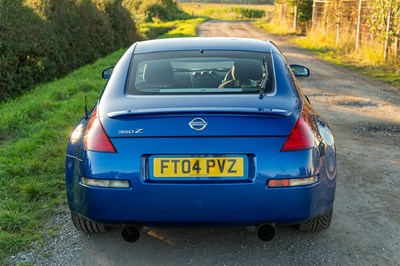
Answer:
[[69, 180, 334, 226], [66, 137, 336, 226]]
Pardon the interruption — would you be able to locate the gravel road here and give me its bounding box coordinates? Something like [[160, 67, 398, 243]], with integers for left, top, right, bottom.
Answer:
[[9, 21, 400, 266]]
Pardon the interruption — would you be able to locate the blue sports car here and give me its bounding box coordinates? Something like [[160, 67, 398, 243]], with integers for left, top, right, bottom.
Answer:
[[66, 37, 336, 242]]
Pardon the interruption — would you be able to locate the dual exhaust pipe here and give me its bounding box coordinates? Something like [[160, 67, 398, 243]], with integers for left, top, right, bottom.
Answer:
[[121, 223, 276, 243], [121, 225, 141, 243], [256, 223, 276, 242]]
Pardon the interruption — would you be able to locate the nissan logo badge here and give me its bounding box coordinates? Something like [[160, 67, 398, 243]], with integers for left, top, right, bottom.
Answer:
[[189, 118, 207, 131]]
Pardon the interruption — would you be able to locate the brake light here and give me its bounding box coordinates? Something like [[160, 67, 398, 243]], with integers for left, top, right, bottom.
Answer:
[[281, 109, 315, 152], [84, 107, 117, 153]]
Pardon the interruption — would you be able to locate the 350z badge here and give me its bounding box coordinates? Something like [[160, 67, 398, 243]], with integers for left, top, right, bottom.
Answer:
[[118, 129, 144, 134]]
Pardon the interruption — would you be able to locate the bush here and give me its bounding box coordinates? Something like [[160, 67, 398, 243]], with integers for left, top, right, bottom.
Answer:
[[232, 7, 265, 19], [140, 0, 190, 21], [0, 0, 138, 101], [146, 3, 170, 21]]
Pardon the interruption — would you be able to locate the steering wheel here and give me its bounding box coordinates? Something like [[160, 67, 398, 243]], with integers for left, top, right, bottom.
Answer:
[[222, 69, 233, 83]]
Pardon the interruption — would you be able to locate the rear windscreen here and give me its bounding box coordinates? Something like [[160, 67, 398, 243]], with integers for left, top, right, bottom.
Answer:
[[126, 50, 274, 95]]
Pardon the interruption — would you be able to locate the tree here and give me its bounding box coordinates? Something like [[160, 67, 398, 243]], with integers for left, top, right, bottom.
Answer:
[[289, 0, 313, 31]]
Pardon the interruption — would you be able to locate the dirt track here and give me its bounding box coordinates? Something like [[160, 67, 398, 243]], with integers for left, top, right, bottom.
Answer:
[[11, 21, 400, 265]]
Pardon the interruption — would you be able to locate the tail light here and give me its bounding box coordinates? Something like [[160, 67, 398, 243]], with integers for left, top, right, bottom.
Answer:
[[281, 108, 315, 152], [84, 107, 117, 153]]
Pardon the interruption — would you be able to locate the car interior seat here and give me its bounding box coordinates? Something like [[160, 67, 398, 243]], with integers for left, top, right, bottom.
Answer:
[[134, 61, 186, 90], [143, 61, 174, 87]]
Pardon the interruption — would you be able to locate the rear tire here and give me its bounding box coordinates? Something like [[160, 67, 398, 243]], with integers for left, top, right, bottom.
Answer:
[[298, 208, 333, 232], [71, 212, 109, 233]]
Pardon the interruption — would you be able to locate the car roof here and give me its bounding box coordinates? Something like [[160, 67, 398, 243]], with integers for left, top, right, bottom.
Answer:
[[133, 37, 274, 54]]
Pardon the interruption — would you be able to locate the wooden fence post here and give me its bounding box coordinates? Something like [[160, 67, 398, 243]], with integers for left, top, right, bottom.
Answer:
[[395, 30, 399, 60], [395, 13, 400, 60], [384, 0, 393, 61], [294, 0, 299, 32], [336, 0, 341, 46], [323, 1, 327, 36], [311, 0, 316, 32], [356, 0, 362, 52]]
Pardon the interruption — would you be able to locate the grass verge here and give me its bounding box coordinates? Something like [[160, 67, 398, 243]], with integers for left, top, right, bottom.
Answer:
[[0, 17, 202, 263], [252, 19, 295, 35], [0, 48, 125, 263], [139, 17, 207, 39], [292, 34, 400, 88], [179, 3, 272, 20]]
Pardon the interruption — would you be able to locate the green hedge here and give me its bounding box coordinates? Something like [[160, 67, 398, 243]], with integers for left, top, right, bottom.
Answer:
[[0, 0, 138, 101], [232, 7, 265, 19]]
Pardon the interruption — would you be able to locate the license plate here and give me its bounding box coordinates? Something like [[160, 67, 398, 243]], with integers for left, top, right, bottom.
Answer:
[[151, 156, 246, 179]]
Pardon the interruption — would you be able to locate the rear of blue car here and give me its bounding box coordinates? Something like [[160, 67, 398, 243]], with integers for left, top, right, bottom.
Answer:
[[66, 38, 336, 241]]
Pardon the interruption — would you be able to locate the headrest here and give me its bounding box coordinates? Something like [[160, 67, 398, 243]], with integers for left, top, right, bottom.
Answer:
[[232, 60, 263, 83], [143, 61, 173, 86]]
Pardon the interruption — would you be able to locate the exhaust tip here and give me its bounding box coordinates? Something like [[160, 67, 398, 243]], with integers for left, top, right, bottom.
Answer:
[[121, 226, 141, 243], [256, 223, 276, 242]]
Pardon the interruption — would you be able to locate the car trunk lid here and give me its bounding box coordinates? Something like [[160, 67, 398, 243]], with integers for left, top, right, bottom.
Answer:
[[99, 94, 300, 138]]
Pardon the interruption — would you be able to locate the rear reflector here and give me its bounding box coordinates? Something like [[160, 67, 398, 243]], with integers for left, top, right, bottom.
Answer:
[[268, 176, 318, 188], [82, 177, 130, 188], [281, 108, 315, 152], [268, 179, 290, 187], [84, 107, 117, 153]]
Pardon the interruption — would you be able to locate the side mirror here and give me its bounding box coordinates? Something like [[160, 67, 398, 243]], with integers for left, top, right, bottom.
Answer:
[[102, 67, 114, 79], [290, 64, 310, 77]]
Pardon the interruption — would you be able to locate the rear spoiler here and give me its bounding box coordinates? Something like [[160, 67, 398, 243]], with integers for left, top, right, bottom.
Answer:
[[107, 107, 292, 118]]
